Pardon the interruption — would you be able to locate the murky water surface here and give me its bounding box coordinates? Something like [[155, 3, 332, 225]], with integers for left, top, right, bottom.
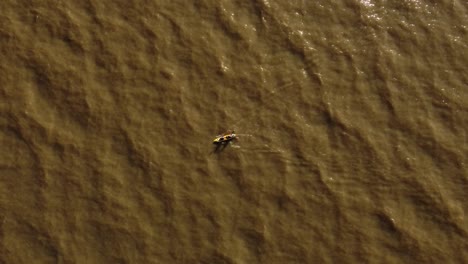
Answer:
[[1, 0, 467, 263]]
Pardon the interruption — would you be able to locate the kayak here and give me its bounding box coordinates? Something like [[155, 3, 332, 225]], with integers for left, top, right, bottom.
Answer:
[[213, 133, 237, 144]]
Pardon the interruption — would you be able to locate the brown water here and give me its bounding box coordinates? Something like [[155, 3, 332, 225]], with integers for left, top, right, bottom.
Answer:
[[1, 0, 467, 263]]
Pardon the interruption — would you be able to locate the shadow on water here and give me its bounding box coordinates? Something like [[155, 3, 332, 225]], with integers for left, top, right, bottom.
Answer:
[[211, 138, 243, 154], [211, 142, 230, 154]]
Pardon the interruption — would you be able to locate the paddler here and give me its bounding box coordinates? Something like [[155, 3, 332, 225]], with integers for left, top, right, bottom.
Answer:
[[213, 131, 237, 144]]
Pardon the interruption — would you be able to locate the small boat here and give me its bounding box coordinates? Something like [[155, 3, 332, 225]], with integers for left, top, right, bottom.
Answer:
[[213, 132, 237, 144]]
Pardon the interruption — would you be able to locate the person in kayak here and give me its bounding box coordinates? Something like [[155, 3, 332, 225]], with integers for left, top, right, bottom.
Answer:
[[213, 131, 237, 144]]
